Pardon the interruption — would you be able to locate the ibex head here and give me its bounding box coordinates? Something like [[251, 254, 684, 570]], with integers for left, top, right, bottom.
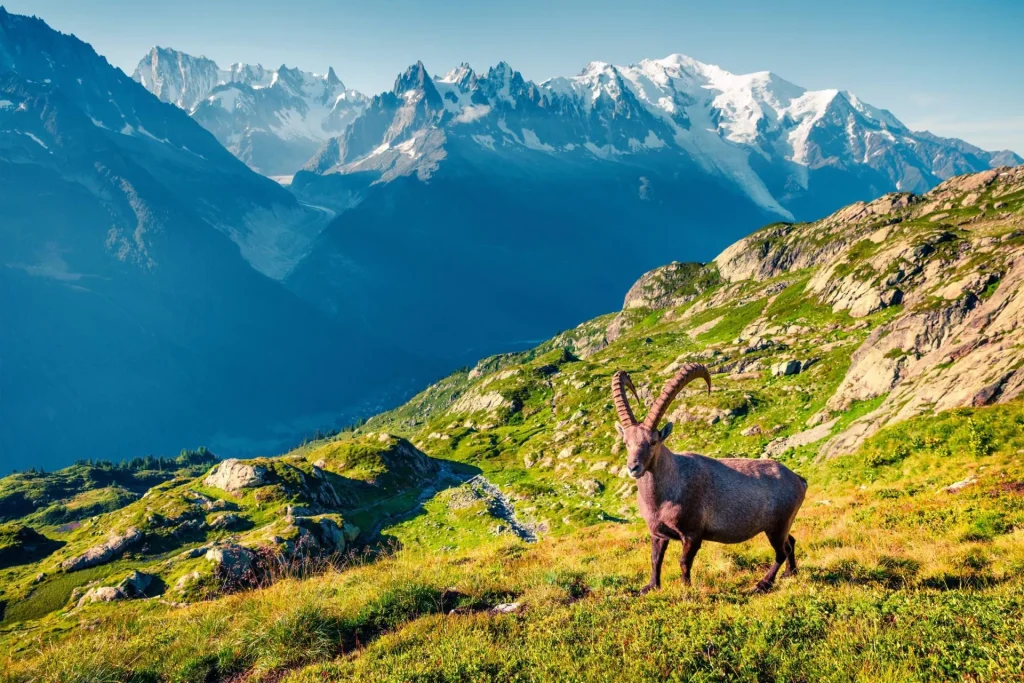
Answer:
[[612, 363, 711, 478]]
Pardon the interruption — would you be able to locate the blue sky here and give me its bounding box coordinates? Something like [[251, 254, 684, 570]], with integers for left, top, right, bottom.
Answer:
[[6, 0, 1022, 153]]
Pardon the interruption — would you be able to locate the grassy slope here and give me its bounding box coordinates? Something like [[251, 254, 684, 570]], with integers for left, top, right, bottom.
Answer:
[[1, 402, 1022, 681], [2, 170, 1024, 681], [0, 436, 452, 630]]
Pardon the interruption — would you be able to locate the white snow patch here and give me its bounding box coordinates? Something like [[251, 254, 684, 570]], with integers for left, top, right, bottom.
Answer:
[[21, 131, 49, 150], [584, 141, 620, 159], [209, 87, 242, 111], [521, 128, 554, 152], [496, 118, 520, 143], [395, 137, 419, 158], [181, 146, 206, 160], [136, 126, 170, 144], [642, 130, 665, 149], [8, 246, 83, 281], [472, 134, 496, 151], [781, 89, 839, 166]]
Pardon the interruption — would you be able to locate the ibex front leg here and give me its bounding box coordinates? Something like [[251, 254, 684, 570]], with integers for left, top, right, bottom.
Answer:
[[640, 535, 668, 595]]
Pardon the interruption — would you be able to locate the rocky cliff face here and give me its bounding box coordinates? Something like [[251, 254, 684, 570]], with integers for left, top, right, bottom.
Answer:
[[709, 167, 1024, 457]]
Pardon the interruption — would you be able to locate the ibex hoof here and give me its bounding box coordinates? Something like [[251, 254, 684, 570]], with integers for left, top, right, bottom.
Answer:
[[751, 582, 772, 595], [638, 584, 659, 596]]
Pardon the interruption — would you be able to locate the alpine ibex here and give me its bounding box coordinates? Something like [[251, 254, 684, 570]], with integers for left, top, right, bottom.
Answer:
[[612, 363, 807, 594]]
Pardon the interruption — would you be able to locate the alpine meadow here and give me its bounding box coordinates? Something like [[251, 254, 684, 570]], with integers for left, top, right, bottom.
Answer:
[[2, 3, 1024, 682]]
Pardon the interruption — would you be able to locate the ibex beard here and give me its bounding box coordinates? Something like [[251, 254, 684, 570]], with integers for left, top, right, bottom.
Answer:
[[612, 363, 807, 594]]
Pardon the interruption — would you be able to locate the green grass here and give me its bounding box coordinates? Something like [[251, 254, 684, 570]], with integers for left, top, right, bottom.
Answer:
[[698, 298, 767, 344], [1, 562, 125, 625]]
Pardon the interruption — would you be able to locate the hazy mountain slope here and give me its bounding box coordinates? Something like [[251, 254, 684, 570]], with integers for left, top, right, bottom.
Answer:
[[288, 133, 774, 364], [133, 47, 367, 176], [1, 168, 1023, 681], [1, 10, 332, 279], [0, 9, 396, 471]]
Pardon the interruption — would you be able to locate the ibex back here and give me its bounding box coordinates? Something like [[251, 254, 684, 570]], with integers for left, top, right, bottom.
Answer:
[[612, 363, 807, 594]]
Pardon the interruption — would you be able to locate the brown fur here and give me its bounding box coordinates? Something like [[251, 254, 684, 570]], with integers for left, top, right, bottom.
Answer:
[[613, 366, 807, 594]]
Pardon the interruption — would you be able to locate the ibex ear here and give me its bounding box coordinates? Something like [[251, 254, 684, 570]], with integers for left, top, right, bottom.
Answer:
[[615, 422, 626, 438], [659, 422, 673, 441]]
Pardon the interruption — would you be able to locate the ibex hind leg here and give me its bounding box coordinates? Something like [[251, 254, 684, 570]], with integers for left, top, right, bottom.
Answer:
[[679, 536, 702, 586], [783, 535, 797, 577], [753, 530, 790, 594]]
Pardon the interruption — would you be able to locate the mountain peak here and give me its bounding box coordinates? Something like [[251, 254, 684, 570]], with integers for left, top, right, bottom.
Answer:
[[394, 61, 435, 95], [438, 62, 475, 85], [581, 60, 613, 76], [646, 53, 709, 73]]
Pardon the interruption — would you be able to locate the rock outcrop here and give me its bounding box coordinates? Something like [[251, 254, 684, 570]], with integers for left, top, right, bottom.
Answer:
[[621, 261, 718, 311], [701, 166, 1024, 458], [208, 513, 246, 530], [61, 527, 143, 572], [771, 360, 801, 377], [763, 419, 839, 458], [715, 193, 918, 284]]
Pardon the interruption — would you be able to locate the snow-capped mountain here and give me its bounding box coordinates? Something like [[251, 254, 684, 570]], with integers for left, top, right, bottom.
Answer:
[[307, 55, 1019, 220], [285, 56, 1019, 367], [133, 47, 366, 175]]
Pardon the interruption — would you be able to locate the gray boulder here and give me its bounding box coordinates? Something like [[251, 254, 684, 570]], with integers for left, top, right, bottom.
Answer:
[[317, 517, 345, 551], [76, 585, 128, 608], [208, 513, 246, 530], [203, 459, 268, 493], [342, 522, 360, 543], [117, 570, 154, 597], [205, 544, 256, 581], [771, 360, 802, 377]]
